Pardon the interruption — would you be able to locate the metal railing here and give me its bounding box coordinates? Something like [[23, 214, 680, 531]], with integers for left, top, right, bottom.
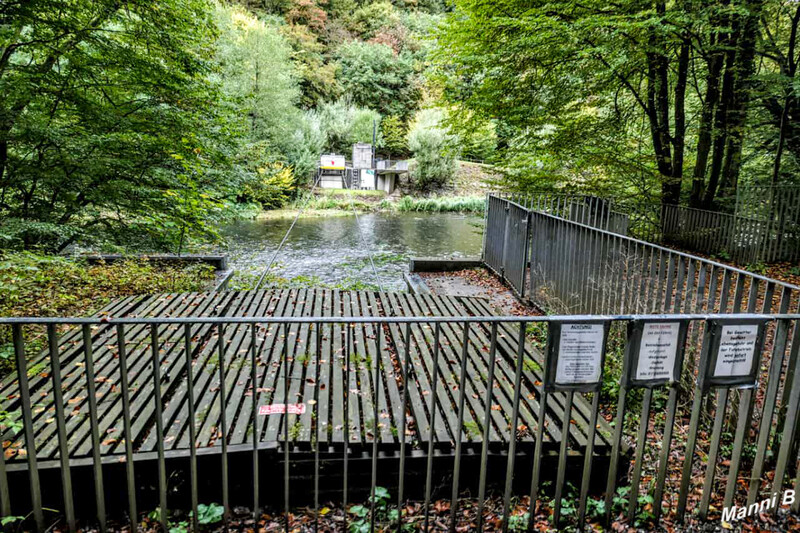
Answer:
[[2, 312, 800, 531], [483, 193, 629, 299], [483, 194, 799, 317], [660, 203, 800, 264]]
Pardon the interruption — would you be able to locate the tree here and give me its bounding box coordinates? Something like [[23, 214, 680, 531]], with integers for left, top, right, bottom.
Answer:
[[0, 0, 232, 251], [381, 115, 410, 156], [335, 41, 420, 119], [214, 4, 299, 145], [436, 0, 771, 210]]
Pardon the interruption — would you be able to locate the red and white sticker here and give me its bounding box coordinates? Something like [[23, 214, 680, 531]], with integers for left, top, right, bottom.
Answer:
[[258, 403, 306, 416]]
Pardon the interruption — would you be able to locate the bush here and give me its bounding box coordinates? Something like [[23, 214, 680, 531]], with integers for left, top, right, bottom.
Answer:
[[407, 108, 460, 190], [241, 165, 295, 209], [335, 41, 419, 118]]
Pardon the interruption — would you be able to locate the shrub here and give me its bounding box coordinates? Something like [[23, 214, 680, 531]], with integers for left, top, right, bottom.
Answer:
[[407, 108, 460, 190], [241, 165, 296, 209]]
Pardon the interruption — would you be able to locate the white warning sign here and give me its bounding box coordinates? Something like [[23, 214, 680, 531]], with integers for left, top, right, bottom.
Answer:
[[555, 323, 605, 385], [636, 322, 680, 381], [713, 325, 759, 378]]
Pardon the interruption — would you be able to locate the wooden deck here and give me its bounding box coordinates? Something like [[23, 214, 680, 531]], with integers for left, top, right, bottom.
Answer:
[[1, 289, 614, 465]]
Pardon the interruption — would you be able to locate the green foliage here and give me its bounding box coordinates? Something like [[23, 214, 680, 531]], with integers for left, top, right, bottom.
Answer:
[[336, 41, 420, 119], [348, 1, 401, 39], [348, 486, 397, 533], [390, 195, 484, 213], [407, 108, 460, 190], [0, 0, 234, 252], [194, 503, 225, 524], [0, 253, 214, 375], [214, 4, 298, 145], [237, 156, 296, 209], [315, 99, 382, 155], [381, 115, 410, 156]]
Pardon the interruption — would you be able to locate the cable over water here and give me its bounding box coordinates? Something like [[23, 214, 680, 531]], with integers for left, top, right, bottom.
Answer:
[[253, 173, 322, 290]]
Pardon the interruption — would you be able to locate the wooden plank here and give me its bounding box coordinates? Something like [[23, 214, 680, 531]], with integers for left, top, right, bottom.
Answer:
[[426, 293, 535, 444], [380, 291, 437, 443], [339, 291, 363, 446], [364, 291, 404, 444], [457, 296, 590, 448], [409, 293, 502, 443], [377, 293, 429, 444], [35, 292, 208, 458], [383, 291, 450, 443]]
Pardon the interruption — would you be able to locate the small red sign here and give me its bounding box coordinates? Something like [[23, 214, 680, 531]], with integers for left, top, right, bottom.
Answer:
[[258, 403, 306, 416]]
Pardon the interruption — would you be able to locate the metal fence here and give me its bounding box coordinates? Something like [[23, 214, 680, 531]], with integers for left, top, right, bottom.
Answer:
[[2, 312, 800, 531], [483, 193, 629, 299], [479, 194, 800, 317], [660, 204, 799, 264], [654, 185, 800, 264]]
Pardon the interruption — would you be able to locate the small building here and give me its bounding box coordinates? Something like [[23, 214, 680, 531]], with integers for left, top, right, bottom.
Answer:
[[318, 153, 348, 189], [317, 145, 407, 194]]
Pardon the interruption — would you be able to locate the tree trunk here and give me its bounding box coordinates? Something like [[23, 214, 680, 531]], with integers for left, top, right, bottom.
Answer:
[[703, 14, 740, 209], [717, 0, 763, 201], [690, 3, 728, 207]]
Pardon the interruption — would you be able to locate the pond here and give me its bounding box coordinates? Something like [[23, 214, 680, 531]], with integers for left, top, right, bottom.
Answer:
[[219, 212, 484, 291]]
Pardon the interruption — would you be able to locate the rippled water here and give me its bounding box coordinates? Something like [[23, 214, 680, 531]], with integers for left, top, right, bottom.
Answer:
[[219, 212, 484, 290]]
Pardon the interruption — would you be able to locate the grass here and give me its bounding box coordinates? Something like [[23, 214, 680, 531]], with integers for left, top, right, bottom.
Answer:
[[386, 195, 485, 214], [317, 188, 387, 198], [0, 252, 216, 375], [262, 194, 486, 218]]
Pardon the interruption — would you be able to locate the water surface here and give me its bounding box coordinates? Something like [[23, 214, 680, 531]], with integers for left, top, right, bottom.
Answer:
[[219, 212, 484, 290]]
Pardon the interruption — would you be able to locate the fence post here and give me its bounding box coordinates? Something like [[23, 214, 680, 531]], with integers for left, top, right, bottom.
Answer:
[[500, 200, 511, 281], [521, 211, 531, 298]]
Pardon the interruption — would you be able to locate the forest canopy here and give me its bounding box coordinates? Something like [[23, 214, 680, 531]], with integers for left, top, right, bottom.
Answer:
[[436, 0, 800, 216], [3, 0, 798, 252]]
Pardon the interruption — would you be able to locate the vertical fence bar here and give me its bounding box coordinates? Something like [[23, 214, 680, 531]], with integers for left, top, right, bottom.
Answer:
[[150, 324, 168, 532], [477, 323, 499, 530], [501, 323, 527, 533], [604, 387, 627, 525], [13, 325, 44, 532], [283, 322, 290, 533], [772, 317, 800, 512], [748, 304, 792, 505], [449, 322, 471, 533], [577, 392, 600, 525], [527, 339, 549, 531], [0, 358, 8, 515], [652, 383, 679, 523], [369, 322, 382, 533], [115, 324, 136, 529], [698, 387, 729, 518], [677, 322, 710, 522], [184, 324, 199, 532], [48, 324, 76, 532], [627, 387, 652, 522], [216, 324, 230, 522], [251, 324, 260, 520], [397, 322, 411, 533], [314, 324, 321, 533], [552, 391, 574, 527], [343, 325, 351, 531], [82, 324, 106, 532], [423, 324, 442, 531]]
